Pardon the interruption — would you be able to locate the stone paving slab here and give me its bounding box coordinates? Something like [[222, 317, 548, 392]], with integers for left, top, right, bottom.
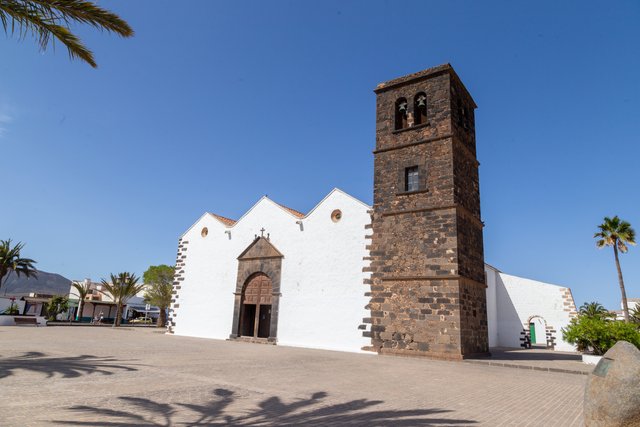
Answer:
[[0, 327, 586, 426]]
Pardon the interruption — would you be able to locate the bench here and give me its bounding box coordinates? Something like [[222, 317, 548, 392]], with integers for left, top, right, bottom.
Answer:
[[14, 317, 39, 326]]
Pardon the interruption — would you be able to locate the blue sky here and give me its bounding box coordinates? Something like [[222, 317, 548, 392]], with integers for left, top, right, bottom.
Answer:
[[0, 1, 638, 309]]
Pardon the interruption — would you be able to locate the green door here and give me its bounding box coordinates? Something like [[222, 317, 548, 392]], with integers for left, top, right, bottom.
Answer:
[[529, 322, 536, 343]]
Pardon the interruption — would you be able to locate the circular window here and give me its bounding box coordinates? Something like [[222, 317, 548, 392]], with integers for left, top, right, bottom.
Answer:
[[201, 227, 208, 237], [331, 209, 342, 223]]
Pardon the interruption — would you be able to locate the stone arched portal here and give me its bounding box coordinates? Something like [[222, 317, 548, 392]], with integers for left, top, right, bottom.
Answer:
[[229, 236, 283, 343], [520, 315, 557, 350], [239, 273, 273, 338]]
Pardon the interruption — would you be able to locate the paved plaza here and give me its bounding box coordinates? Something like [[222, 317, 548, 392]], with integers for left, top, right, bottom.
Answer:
[[1, 327, 586, 426]]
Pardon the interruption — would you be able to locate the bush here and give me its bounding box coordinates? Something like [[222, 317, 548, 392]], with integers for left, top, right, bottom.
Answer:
[[2, 305, 19, 315], [45, 295, 69, 321], [562, 316, 640, 355]]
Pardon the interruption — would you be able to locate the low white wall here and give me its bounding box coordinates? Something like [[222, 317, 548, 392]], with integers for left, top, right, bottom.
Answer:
[[0, 315, 47, 326], [486, 268, 576, 351]]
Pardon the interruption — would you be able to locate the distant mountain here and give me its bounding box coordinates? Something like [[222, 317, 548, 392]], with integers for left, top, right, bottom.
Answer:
[[2, 270, 72, 297]]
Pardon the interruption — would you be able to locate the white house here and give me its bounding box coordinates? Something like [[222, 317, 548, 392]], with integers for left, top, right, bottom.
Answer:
[[67, 279, 159, 324], [168, 189, 578, 353]]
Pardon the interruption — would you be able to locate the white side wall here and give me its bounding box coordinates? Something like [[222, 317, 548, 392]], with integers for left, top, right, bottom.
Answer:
[[172, 189, 371, 353], [485, 265, 576, 352], [485, 267, 498, 348]]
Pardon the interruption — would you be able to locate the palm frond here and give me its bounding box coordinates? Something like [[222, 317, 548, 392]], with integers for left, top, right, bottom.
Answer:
[[594, 216, 636, 250], [0, 238, 38, 289], [28, 0, 133, 36], [71, 280, 90, 298], [0, 0, 132, 68], [99, 272, 143, 305]]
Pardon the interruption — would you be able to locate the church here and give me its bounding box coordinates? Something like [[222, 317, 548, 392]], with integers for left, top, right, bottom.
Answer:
[[167, 64, 577, 358]]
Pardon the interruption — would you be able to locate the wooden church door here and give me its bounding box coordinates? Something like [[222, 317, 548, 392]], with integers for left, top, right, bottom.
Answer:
[[239, 273, 273, 338]]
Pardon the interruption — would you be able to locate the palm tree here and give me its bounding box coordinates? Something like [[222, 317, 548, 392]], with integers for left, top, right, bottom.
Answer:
[[0, 0, 133, 68], [143, 281, 172, 328], [594, 216, 636, 322], [578, 301, 611, 319], [0, 239, 37, 295], [142, 265, 175, 328], [71, 280, 91, 322], [99, 272, 144, 327]]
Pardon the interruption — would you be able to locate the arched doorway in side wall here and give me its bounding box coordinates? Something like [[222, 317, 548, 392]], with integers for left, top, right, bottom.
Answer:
[[239, 273, 273, 339], [527, 315, 548, 347]]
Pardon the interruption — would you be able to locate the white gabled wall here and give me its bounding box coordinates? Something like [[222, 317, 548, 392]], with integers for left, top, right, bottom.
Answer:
[[173, 214, 235, 339], [172, 189, 371, 353]]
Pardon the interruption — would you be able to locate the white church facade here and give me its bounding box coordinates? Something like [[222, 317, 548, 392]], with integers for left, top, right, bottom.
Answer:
[[168, 64, 578, 357], [168, 188, 577, 353]]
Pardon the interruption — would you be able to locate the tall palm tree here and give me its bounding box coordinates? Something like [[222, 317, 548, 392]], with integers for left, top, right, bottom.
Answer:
[[594, 216, 636, 322], [578, 301, 611, 319], [100, 272, 144, 327], [71, 280, 91, 321], [0, 0, 133, 68], [143, 264, 175, 328], [0, 239, 37, 295]]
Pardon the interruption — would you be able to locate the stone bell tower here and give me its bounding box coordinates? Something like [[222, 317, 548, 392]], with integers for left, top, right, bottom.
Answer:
[[365, 64, 489, 359]]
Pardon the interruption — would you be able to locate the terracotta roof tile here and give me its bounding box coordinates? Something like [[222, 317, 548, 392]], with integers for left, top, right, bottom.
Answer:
[[211, 213, 236, 226], [276, 202, 305, 218]]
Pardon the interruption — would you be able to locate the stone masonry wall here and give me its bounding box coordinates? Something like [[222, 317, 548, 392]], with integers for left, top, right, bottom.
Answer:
[[366, 64, 488, 359], [166, 238, 188, 334]]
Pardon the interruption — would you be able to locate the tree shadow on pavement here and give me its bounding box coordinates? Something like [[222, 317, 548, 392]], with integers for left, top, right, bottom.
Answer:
[[55, 388, 476, 426], [0, 351, 138, 379]]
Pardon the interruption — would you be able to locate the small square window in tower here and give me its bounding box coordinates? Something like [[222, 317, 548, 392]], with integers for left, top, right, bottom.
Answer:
[[405, 166, 419, 192]]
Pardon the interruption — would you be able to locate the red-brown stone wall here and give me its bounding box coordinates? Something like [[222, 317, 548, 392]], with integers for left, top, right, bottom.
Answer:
[[366, 64, 489, 359]]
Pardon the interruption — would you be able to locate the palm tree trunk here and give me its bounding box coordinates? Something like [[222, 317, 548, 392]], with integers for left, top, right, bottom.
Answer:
[[613, 245, 630, 322], [1, 269, 10, 295], [77, 299, 84, 321], [114, 302, 121, 327], [158, 306, 167, 328]]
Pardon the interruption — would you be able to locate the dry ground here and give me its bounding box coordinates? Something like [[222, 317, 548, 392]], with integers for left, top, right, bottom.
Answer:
[[0, 327, 586, 426]]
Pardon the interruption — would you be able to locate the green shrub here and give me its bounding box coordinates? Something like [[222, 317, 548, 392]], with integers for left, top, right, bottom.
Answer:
[[2, 304, 19, 315], [562, 316, 640, 355], [45, 295, 69, 321]]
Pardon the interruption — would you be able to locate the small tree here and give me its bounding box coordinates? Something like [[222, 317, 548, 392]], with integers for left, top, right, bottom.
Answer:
[[71, 280, 91, 321], [579, 302, 612, 319], [99, 272, 144, 327], [594, 216, 636, 322], [143, 265, 175, 328], [0, 239, 37, 295], [45, 295, 69, 321]]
